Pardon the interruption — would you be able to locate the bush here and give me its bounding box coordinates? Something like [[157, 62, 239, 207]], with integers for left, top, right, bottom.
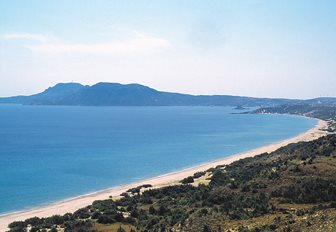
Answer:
[[181, 176, 194, 184], [97, 214, 115, 224]]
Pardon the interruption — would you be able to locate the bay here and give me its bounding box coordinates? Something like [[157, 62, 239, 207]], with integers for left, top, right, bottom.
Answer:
[[0, 105, 316, 214]]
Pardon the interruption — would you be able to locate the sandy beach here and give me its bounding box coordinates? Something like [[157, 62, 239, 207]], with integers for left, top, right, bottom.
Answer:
[[0, 119, 328, 231]]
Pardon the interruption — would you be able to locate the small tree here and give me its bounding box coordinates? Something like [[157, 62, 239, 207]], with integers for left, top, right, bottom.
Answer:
[[203, 224, 212, 232], [149, 206, 156, 214], [181, 176, 194, 184]]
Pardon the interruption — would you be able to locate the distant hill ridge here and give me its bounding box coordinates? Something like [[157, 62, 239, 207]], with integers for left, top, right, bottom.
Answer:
[[1, 82, 335, 106]]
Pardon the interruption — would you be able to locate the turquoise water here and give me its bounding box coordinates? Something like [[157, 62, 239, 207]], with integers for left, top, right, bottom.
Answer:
[[0, 105, 316, 214]]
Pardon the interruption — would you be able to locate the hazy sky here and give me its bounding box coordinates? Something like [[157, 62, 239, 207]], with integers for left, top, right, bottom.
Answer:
[[1, 0, 336, 98]]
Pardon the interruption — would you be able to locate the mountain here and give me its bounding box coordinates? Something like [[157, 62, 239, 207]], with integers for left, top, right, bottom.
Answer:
[[0, 83, 85, 105], [0, 82, 335, 107]]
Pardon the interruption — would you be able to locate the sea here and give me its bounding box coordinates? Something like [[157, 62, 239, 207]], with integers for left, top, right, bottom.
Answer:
[[0, 105, 317, 214]]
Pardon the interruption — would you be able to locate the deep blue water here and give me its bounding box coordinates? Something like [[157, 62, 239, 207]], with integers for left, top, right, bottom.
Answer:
[[0, 105, 316, 214]]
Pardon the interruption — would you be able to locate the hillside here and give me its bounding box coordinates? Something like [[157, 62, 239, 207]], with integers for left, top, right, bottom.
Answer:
[[0, 83, 85, 105], [0, 82, 303, 107]]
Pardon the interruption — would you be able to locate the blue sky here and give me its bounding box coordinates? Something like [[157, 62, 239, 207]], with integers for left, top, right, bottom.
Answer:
[[1, 0, 336, 98]]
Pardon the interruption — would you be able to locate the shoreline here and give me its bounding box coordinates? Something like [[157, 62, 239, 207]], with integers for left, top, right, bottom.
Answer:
[[0, 119, 328, 231]]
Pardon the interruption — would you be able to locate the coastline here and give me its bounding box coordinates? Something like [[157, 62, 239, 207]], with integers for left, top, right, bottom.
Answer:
[[0, 119, 328, 231]]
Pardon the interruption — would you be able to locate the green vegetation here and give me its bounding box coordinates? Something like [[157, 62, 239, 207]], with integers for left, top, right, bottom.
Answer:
[[8, 134, 336, 232]]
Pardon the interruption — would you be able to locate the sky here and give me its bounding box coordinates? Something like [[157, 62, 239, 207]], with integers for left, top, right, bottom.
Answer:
[[1, 0, 336, 99]]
